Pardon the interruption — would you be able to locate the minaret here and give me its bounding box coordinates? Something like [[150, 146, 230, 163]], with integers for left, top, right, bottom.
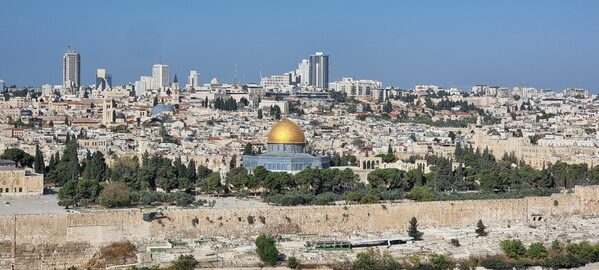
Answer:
[[172, 74, 180, 103]]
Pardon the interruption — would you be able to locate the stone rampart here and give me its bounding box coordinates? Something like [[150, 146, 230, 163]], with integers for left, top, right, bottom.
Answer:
[[0, 185, 597, 269]]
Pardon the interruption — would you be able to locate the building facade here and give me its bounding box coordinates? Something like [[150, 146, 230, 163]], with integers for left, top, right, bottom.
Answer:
[[187, 70, 200, 89], [309, 52, 329, 89], [63, 49, 80, 88], [95, 68, 112, 90], [152, 64, 169, 89], [0, 160, 44, 196]]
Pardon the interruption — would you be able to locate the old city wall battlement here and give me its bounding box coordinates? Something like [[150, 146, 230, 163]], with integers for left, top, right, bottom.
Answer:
[[0, 185, 597, 269]]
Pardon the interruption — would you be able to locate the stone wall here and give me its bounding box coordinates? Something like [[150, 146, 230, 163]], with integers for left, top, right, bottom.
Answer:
[[0, 185, 598, 269]]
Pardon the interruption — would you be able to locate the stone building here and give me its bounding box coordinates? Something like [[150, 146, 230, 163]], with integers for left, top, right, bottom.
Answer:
[[0, 160, 44, 195]]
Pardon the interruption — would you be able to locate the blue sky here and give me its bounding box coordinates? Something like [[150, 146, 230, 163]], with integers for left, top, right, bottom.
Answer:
[[1, 0, 598, 91]]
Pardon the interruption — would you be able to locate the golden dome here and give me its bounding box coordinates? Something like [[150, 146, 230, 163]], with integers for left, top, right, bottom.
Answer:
[[267, 119, 306, 144]]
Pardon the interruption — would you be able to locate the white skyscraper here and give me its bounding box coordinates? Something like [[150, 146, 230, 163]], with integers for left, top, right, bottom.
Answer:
[[63, 49, 80, 88], [187, 70, 200, 89], [297, 59, 310, 86], [135, 76, 153, 96], [152, 64, 169, 89]]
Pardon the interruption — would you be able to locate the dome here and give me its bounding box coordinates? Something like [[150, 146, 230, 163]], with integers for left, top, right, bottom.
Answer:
[[150, 103, 176, 117], [267, 119, 305, 144]]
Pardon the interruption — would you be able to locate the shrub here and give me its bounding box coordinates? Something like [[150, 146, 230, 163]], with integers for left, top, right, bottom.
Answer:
[[313, 192, 342, 205], [380, 189, 404, 201], [526, 242, 548, 259], [255, 234, 278, 265], [430, 253, 454, 269], [353, 249, 401, 270], [500, 239, 526, 259], [407, 186, 435, 201], [287, 256, 300, 269], [543, 254, 584, 268], [266, 192, 314, 206], [345, 191, 362, 203], [167, 255, 198, 270], [480, 256, 513, 269], [565, 241, 599, 264]]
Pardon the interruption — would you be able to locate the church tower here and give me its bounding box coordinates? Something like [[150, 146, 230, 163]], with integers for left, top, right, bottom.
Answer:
[[172, 74, 180, 104], [102, 98, 115, 125]]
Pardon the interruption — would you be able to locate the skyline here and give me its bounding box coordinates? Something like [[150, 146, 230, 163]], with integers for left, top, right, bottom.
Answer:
[[1, 0, 599, 91]]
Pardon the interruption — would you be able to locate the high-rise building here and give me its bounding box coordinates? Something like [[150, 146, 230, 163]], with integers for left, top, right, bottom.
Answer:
[[134, 76, 153, 96], [95, 68, 112, 90], [0, 80, 4, 91], [152, 64, 169, 89], [41, 84, 53, 96], [187, 70, 200, 89], [297, 59, 310, 86], [309, 52, 329, 89], [63, 49, 80, 88]]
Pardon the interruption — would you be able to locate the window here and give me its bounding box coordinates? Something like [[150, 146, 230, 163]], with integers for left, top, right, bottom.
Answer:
[[5, 188, 8, 192], [18, 188, 22, 192]]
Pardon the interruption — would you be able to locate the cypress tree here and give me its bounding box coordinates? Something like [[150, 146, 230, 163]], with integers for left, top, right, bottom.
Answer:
[[408, 217, 423, 240], [475, 219, 488, 237], [34, 145, 44, 174], [185, 159, 197, 182]]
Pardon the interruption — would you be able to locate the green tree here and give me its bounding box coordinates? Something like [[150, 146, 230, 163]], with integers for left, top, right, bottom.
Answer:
[[257, 108, 263, 119], [58, 180, 78, 206], [500, 239, 526, 259], [475, 219, 488, 237], [243, 142, 253, 155], [408, 217, 423, 240], [197, 165, 212, 180], [110, 156, 140, 189], [34, 145, 45, 174], [156, 165, 177, 192], [82, 151, 107, 181], [76, 179, 101, 202], [185, 159, 197, 183], [226, 167, 250, 192], [1, 148, 34, 168], [99, 182, 132, 208], [272, 105, 281, 120], [205, 173, 223, 195], [255, 234, 279, 266]]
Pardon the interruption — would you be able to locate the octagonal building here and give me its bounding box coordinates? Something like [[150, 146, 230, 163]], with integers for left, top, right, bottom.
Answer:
[[242, 119, 330, 173]]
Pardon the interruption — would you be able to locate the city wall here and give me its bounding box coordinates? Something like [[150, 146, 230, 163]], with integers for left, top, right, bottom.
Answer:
[[0, 185, 598, 269]]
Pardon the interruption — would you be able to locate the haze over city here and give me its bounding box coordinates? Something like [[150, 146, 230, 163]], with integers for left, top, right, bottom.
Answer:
[[1, 0, 599, 90]]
